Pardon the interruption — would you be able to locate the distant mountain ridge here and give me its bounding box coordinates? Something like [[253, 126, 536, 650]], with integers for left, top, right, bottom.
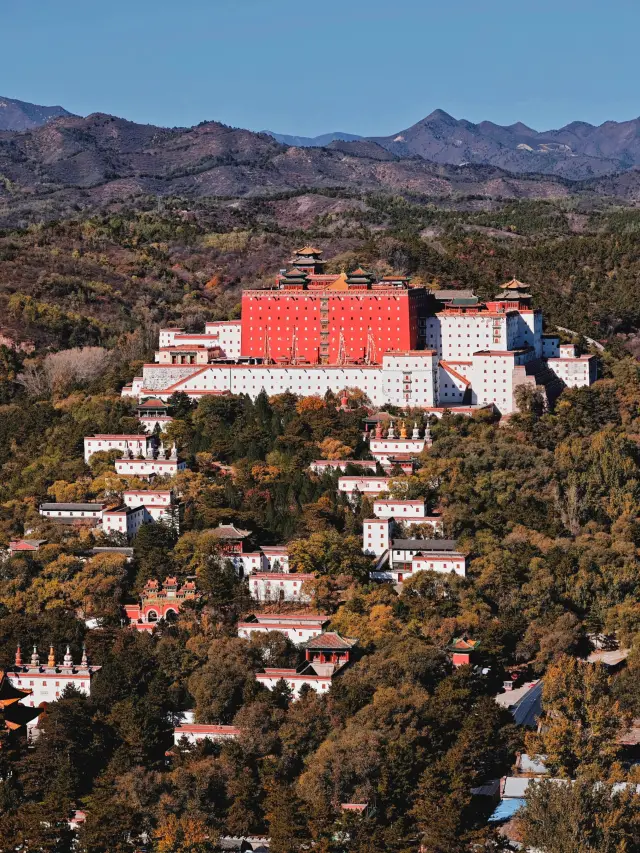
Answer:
[[0, 95, 75, 131], [368, 109, 640, 179], [265, 130, 363, 147], [270, 109, 640, 179]]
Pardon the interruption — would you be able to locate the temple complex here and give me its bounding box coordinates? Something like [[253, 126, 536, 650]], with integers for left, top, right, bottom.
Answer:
[[126, 249, 597, 416]]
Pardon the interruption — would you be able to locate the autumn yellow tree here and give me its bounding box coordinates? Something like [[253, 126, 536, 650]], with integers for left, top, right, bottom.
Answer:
[[526, 655, 629, 778]]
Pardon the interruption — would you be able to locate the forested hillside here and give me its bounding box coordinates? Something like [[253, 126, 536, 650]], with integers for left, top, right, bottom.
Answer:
[[1, 187, 639, 852], [3, 192, 640, 355]]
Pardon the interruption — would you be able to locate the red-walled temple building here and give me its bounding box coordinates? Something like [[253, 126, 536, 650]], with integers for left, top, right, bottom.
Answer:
[[240, 248, 432, 365]]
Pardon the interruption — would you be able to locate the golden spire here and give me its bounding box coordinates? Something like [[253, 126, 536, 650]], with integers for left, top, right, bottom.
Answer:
[[400, 420, 408, 439]]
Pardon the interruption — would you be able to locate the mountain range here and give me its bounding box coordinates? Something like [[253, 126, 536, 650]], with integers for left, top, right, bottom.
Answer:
[[270, 109, 640, 179], [3, 100, 640, 226]]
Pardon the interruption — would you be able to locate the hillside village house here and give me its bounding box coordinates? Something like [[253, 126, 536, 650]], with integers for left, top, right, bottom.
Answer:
[[173, 724, 241, 746], [338, 476, 391, 501], [363, 511, 443, 557], [310, 459, 377, 474], [84, 434, 149, 464]]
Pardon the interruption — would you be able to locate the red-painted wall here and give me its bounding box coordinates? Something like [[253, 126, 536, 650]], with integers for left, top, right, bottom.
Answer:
[[241, 288, 431, 363]]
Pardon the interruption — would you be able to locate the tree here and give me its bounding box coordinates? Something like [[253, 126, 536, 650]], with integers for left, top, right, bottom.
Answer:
[[132, 522, 176, 589], [518, 779, 640, 853], [154, 813, 218, 853], [288, 529, 373, 583], [187, 638, 259, 723], [526, 655, 629, 778], [265, 780, 309, 853], [317, 437, 353, 460], [168, 391, 195, 419]]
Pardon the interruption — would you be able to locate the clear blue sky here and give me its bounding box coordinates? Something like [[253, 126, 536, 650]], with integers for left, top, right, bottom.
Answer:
[[3, 0, 639, 135]]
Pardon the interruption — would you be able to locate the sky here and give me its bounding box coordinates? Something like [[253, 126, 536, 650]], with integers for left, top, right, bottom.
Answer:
[[3, 0, 640, 136]]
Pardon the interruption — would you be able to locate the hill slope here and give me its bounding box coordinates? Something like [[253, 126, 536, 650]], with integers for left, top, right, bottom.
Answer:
[[0, 95, 74, 131]]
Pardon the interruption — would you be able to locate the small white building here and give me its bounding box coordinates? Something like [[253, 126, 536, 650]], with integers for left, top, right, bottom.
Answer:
[[102, 505, 146, 539], [260, 545, 290, 573], [371, 538, 466, 583], [173, 723, 240, 746], [363, 517, 394, 557], [123, 490, 176, 523], [338, 476, 391, 501], [255, 667, 334, 697], [239, 552, 265, 575], [237, 612, 329, 644], [84, 434, 148, 464], [158, 321, 242, 360], [373, 499, 429, 520], [249, 573, 313, 603]]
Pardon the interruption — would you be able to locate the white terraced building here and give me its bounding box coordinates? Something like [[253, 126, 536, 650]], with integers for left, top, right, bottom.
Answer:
[[338, 476, 391, 500], [125, 277, 597, 416], [237, 612, 329, 644]]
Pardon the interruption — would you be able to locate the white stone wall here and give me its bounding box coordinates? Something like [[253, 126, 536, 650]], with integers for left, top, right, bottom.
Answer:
[[337, 477, 391, 499], [138, 416, 173, 433], [159, 328, 184, 348], [547, 357, 594, 388], [115, 459, 187, 479], [467, 353, 518, 412], [123, 491, 172, 509], [102, 506, 145, 539], [438, 314, 504, 360], [369, 438, 426, 455], [438, 364, 467, 405], [173, 726, 239, 745], [411, 553, 466, 576], [260, 549, 290, 572]]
